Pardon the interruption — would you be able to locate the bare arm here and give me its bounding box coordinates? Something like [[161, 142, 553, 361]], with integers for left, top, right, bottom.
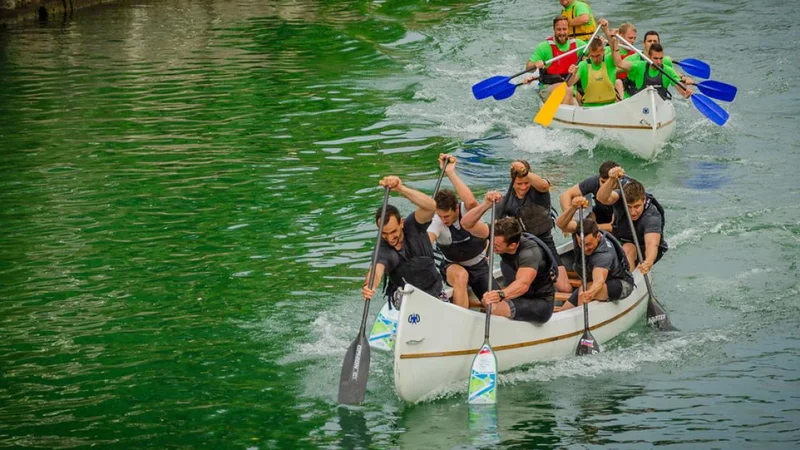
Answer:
[[461, 190, 501, 230], [559, 184, 582, 212], [362, 263, 386, 300], [502, 267, 537, 300], [570, 13, 590, 27], [596, 168, 624, 205], [586, 267, 609, 299], [446, 165, 479, 210], [528, 171, 551, 194], [637, 232, 661, 274]]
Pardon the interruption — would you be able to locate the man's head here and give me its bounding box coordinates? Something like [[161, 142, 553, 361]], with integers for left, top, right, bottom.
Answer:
[[622, 179, 647, 221], [493, 218, 523, 255], [643, 30, 660, 53], [376, 204, 404, 249], [619, 23, 636, 46], [574, 218, 601, 255], [434, 189, 459, 227], [553, 16, 570, 44], [598, 160, 620, 184], [648, 43, 664, 67], [559, 0, 574, 8], [511, 160, 532, 198], [588, 38, 605, 65]]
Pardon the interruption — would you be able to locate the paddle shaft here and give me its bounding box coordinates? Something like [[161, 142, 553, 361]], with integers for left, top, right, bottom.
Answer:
[[508, 43, 589, 81], [359, 187, 392, 335], [578, 206, 589, 330], [433, 157, 454, 196], [616, 35, 689, 91], [484, 206, 496, 340]]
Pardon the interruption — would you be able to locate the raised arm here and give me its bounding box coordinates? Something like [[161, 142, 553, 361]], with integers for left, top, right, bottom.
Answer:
[[596, 166, 624, 205], [556, 195, 588, 234], [609, 28, 633, 72], [440, 154, 479, 210], [380, 176, 436, 224], [461, 190, 502, 230], [511, 161, 550, 193]]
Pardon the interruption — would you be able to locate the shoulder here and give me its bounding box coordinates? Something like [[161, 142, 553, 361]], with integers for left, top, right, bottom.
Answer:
[[579, 174, 600, 192]]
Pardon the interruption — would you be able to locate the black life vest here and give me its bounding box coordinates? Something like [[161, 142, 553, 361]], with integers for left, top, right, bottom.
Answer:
[[437, 208, 487, 263], [502, 189, 554, 237], [573, 231, 634, 284], [613, 193, 669, 253]]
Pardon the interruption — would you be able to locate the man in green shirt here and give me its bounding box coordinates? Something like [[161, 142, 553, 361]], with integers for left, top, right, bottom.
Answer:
[[563, 18, 617, 107], [525, 16, 587, 101], [611, 33, 694, 100], [559, 0, 596, 39]]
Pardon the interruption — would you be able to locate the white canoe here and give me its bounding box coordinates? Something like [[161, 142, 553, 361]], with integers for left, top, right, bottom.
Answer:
[[546, 86, 676, 160], [392, 242, 649, 403]]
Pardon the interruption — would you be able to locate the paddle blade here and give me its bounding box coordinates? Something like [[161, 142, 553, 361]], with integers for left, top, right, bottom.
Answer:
[[472, 76, 510, 100], [338, 333, 371, 404], [675, 58, 711, 79], [575, 328, 600, 356], [467, 344, 497, 405], [646, 296, 677, 331], [368, 301, 398, 352], [691, 93, 729, 126], [534, 82, 566, 127], [697, 80, 738, 102], [491, 81, 518, 100]]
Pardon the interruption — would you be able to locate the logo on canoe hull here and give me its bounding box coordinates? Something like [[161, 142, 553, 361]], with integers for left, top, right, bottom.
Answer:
[[642, 107, 650, 115], [408, 313, 421, 325]]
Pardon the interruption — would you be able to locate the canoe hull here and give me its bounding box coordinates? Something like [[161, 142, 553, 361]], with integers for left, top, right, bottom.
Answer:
[[393, 244, 649, 403], [546, 87, 676, 160]]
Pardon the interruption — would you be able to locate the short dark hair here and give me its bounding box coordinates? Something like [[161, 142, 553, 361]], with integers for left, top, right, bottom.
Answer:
[[589, 37, 604, 51], [622, 179, 646, 204], [376, 204, 402, 226], [510, 160, 531, 180], [598, 160, 619, 179], [494, 217, 523, 245], [644, 30, 660, 42], [434, 189, 458, 212], [648, 43, 664, 55], [573, 217, 599, 238], [553, 15, 569, 28]]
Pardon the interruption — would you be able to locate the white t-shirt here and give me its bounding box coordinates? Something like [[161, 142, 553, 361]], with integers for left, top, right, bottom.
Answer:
[[428, 202, 485, 267]]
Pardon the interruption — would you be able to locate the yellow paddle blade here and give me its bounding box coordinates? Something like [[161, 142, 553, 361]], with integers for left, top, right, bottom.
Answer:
[[534, 82, 567, 127]]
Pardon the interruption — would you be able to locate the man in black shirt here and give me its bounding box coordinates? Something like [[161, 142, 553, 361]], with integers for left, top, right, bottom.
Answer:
[[558, 160, 620, 232], [362, 176, 443, 302], [480, 208, 556, 323], [596, 167, 668, 274], [558, 216, 635, 311]]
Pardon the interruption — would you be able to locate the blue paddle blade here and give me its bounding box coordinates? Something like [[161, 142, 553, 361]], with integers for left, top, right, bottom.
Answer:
[[675, 58, 711, 79], [692, 93, 729, 126], [697, 80, 737, 102], [472, 75, 510, 100], [491, 81, 518, 100]]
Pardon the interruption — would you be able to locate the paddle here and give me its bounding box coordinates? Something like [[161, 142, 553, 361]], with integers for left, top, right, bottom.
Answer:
[[472, 44, 587, 100], [433, 156, 455, 196], [467, 205, 498, 405], [338, 186, 391, 404], [616, 178, 676, 331], [674, 58, 711, 79], [575, 205, 600, 355], [616, 35, 730, 126], [491, 76, 539, 101], [534, 25, 604, 127]]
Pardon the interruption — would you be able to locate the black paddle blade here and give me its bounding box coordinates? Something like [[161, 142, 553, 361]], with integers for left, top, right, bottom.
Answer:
[[338, 334, 371, 404], [575, 330, 600, 356], [646, 296, 677, 331]]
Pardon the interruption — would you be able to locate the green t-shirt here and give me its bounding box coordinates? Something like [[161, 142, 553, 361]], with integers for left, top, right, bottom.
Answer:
[[563, 1, 595, 25], [626, 60, 681, 92], [529, 38, 588, 66], [624, 54, 674, 69]]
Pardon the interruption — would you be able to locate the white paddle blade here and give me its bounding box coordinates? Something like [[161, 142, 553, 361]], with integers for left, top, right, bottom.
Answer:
[[368, 301, 399, 351], [467, 344, 498, 404]]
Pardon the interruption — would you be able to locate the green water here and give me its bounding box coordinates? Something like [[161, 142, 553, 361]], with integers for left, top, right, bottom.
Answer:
[[1, 0, 799, 448]]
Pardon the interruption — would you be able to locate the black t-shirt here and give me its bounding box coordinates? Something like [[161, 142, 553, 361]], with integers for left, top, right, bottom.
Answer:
[[578, 175, 614, 224], [612, 194, 666, 250], [499, 236, 556, 299], [377, 212, 436, 273], [574, 234, 630, 283]]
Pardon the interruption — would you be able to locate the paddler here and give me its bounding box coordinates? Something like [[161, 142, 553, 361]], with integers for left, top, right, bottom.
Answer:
[[362, 176, 444, 303], [562, 18, 617, 106], [524, 16, 587, 101], [559, 0, 597, 40], [427, 154, 497, 309]]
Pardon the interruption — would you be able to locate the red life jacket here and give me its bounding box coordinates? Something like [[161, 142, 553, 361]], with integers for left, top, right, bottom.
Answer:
[[616, 50, 635, 79], [545, 37, 578, 77]]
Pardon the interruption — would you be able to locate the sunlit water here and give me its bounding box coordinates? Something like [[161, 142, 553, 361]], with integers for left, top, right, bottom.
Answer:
[[1, 0, 799, 447]]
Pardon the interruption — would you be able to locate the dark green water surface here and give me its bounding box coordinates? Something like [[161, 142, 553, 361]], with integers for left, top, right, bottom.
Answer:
[[1, 0, 798, 448]]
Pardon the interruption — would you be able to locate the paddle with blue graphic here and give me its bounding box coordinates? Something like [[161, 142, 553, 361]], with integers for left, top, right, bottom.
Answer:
[[338, 186, 391, 405], [576, 205, 600, 356], [468, 205, 498, 404], [472, 44, 587, 101], [616, 178, 676, 331], [617, 36, 732, 126], [673, 58, 711, 79]]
